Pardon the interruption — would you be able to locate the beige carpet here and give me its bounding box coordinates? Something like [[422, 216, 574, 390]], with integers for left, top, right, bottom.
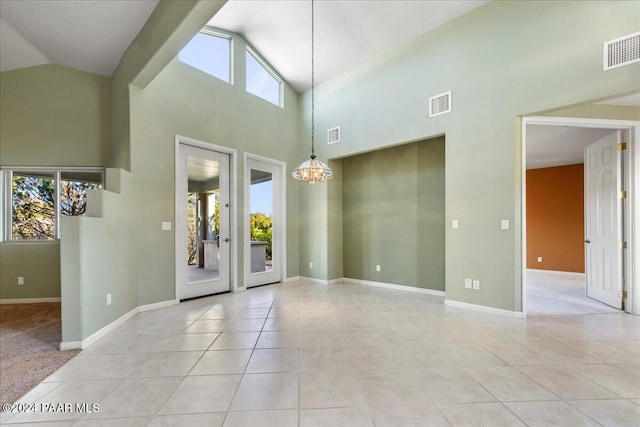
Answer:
[[0, 303, 80, 407]]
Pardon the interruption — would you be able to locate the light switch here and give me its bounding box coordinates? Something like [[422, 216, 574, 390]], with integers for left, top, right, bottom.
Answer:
[[452, 220, 459, 229], [472, 280, 480, 290], [501, 219, 509, 230], [162, 222, 172, 231]]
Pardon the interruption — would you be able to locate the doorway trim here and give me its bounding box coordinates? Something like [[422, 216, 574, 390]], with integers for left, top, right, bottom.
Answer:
[[243, 153, 287, 287], [521, 116, 639, 316], [174, 135, 239, 303]]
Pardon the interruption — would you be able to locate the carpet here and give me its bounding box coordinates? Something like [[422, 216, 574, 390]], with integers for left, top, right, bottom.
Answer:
[[0, 303, 80, 407]]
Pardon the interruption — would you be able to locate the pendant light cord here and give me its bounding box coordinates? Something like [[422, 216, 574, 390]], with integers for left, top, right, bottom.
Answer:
[[310, 0, 315, 158]]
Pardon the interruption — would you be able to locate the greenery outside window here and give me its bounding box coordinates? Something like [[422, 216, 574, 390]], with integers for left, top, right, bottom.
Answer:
[[2, 168, 103, 241], [246, 47, 283, 107], [179, 28, 232, 83]]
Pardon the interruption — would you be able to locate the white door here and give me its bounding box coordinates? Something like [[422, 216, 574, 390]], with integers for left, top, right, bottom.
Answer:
[[585, 130, 623, 309], [244, 155, 285, 288], [177, 144, 230, 299]]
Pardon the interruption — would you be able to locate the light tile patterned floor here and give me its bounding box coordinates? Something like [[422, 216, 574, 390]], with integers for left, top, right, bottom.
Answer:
[[2, 280, 639, 426]]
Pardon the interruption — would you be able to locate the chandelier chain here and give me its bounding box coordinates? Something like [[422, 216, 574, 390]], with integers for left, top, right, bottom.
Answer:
[[311, 0, 315, 157]]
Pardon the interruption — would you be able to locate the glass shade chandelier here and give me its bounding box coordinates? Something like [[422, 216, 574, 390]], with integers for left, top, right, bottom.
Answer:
[[292, 0, 333, 183]]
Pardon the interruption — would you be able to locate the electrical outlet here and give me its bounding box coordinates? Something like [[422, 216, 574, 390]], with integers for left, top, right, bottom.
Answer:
[[376, 265, 381, 272], [472, 280, 480, 290], [501, 219, 510, 230], [107, 293, 112, 306], [537, 256, 543, 263], [162, 222, 172, 231], [309, 262, 313, 269], [18, 277, 24, 285], [452, 219, 459, 229], [464, 279, 472, 289]]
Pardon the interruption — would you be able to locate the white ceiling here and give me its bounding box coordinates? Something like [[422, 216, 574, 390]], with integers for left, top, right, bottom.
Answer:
[[596, 93, 640, 107], [526, 125, 616, 170], [0, 0, 158, 76], [209, 0, 489, 92]]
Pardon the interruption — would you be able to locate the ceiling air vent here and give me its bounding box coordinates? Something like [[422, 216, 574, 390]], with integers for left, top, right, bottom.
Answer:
[[603, 31, 640, 70], [328, 127, 340, 145], [429, 91, 451, 117]]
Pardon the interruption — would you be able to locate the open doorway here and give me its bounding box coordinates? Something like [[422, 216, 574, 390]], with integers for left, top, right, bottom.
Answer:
[[522, 115, 638, 316]]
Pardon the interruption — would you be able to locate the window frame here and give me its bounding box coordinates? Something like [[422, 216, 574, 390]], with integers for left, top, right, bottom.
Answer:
[[245, 45, 284, 108], [1, 166, 104, 242]]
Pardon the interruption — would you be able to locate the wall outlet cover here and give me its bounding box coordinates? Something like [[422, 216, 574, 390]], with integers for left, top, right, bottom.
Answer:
[[18, 277, 24, 285], [472, 280, 480, 290], [452, 219, 459, 229], [309, 262, 313, 268], [376, 265, 381, 272], [501, 219, 509, 230], [464, 279, 472, 289], [537, 256, 543, 263], [162, 222, 172, 231]]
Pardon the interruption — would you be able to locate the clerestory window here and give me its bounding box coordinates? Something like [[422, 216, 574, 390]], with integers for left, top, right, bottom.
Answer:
[[246, 47, 283, 107], [179, 29, 232, 84]]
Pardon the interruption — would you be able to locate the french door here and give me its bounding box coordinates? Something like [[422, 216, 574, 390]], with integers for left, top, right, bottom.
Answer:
[[177, 143, 230, 299], [244, 155, 285, 288]]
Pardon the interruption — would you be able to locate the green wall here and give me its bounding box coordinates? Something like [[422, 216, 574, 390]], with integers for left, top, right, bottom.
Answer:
[[129, 31, 301, 305], [0, 243, 60, 299], [0, 64, 111, 166], [0, 64, 112, 300], [342, 137, 445, 290], [299, 0, 640, 311], [61, 169, 139, 343]]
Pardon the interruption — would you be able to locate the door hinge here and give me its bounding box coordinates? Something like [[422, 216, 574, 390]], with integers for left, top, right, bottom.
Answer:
[[617, 142, 627, 151], [619, 290, 627, 298], [618, 241, 628, 249], [619, 190, 627, 199]]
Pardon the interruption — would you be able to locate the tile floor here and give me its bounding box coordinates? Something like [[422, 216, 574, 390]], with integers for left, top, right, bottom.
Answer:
[[2, 280, 639, 426]]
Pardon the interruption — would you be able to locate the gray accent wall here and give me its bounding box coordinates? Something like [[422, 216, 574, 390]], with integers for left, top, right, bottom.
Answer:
[[343, 137, 445, 290]]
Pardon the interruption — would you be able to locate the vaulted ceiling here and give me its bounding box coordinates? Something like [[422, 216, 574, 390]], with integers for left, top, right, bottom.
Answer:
[[1, 0, 637, 170]]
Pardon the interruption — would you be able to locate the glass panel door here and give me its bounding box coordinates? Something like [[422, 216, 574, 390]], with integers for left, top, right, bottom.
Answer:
[[245, 156, 284, 287], [177, 144, 230, 299]]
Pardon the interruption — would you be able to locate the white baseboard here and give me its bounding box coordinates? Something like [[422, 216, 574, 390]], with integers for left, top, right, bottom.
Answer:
[[343, 278, 446, 296], [527, 269, 585, 278], [445, 299, 524, 318], [298, 276, 332, 285], [59, 299, 177, 350], [285, 276, 302, 283], [139, 299, 177, 312], [0, 297, 61, 304]]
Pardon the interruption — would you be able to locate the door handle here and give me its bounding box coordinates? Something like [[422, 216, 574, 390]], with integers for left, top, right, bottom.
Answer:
[[584, 239, 591, 244], [224, 238, 230, 243]]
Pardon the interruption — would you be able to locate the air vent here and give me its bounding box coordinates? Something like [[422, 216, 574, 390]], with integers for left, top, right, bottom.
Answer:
[[429, 91, 451, 117], [603, 31, 640, 70], [328, 127, 340, 144]]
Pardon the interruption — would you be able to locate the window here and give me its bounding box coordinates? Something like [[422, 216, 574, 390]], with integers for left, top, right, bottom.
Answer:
[[179, 29, 232, 83], [2, 168, 103, 241], [246, 48, 283, 107]]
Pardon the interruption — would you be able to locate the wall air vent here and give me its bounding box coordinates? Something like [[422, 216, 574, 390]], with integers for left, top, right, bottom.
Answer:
[[603, 31, 640, 70], [328, 127, 340, 144], [429, 91, 451, 117]]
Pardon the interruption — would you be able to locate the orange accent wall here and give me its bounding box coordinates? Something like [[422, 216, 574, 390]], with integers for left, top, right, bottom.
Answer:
[[526, 164, 584, 273]]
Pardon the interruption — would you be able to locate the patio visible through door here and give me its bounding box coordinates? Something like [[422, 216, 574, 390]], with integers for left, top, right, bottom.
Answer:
[[177, 143, 231, 300]]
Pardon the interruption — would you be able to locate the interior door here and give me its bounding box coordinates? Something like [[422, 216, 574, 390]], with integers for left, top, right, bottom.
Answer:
[[585, 130, 623, 309], [177, 144, 230, 300], [245, 156, 284, 288]]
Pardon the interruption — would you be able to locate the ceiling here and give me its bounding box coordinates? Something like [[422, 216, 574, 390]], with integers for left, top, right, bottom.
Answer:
[[0, 0, 158, 76], [209, 0, 489, 92], [0, 0, 488, 91], [526, 126, 616, 170]]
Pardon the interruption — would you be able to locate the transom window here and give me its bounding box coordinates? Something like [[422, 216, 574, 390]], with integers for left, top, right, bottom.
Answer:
[[1, 168, 103, 241], [246, 47, 283, 107], [179, 29, 232, 83]]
